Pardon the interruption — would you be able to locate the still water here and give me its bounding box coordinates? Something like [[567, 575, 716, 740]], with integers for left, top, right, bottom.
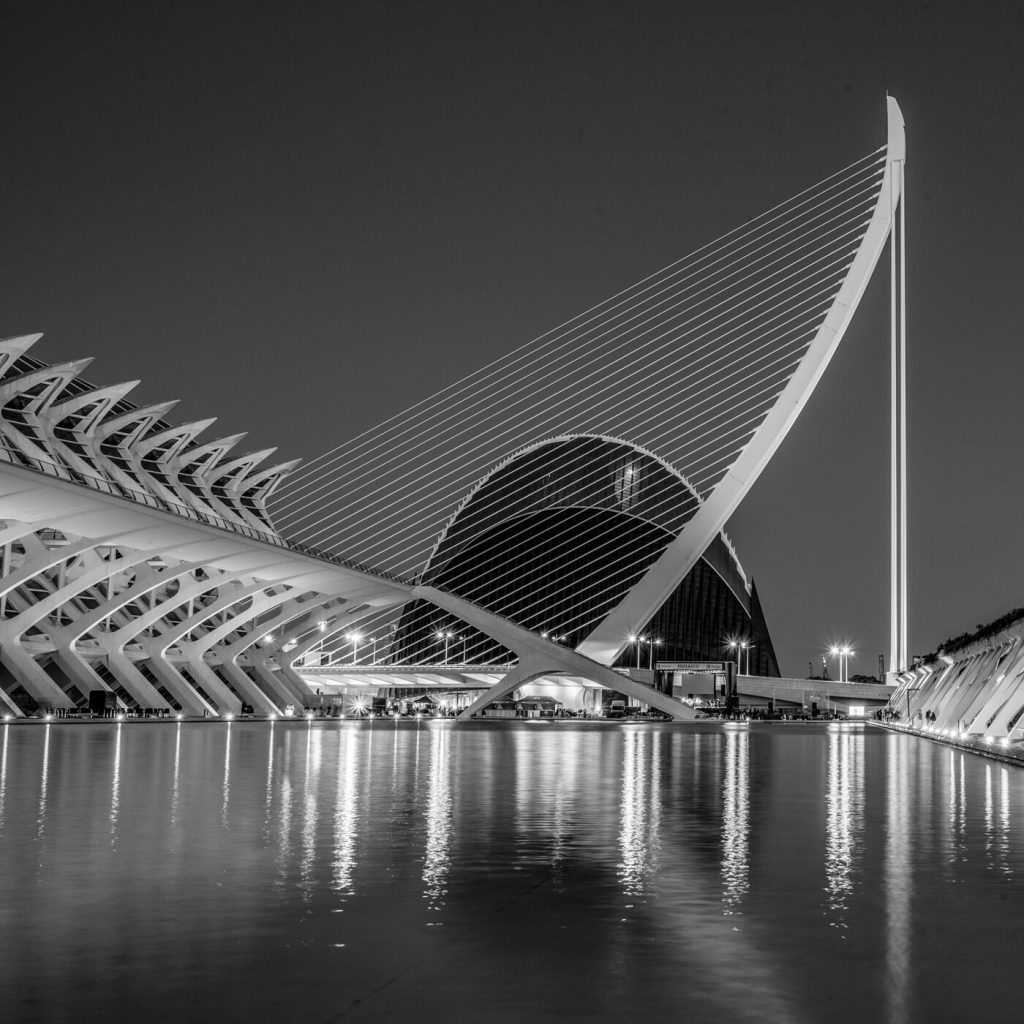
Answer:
[[1, 720, 1021, 1023]]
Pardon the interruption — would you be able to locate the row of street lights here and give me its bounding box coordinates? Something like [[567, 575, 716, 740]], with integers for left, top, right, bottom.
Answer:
[[337, 627, 471, 666], [828, 644, 854, 682], [628, 634, 663, 670], [335, 626, 852, 678], [724, 637, 856, 680], [344, 631, 379, 664], [727, 638, 755, 675], [434, 629, 468, 664]]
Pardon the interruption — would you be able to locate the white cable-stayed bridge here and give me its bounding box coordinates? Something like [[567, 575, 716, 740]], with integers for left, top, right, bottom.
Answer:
[[0, 98, 907, 720]]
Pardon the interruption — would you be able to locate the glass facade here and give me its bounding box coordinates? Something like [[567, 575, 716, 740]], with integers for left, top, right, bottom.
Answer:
[[390, 435, 779, 676]]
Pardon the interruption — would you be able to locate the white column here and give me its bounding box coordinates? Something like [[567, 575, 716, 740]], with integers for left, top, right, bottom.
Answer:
[[890, 149, 908, 673]]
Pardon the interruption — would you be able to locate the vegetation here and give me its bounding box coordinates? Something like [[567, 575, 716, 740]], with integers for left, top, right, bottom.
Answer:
[[920, 606, 1024, 663]]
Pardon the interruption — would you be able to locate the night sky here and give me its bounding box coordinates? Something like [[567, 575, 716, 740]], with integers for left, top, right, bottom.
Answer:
[[2, 1, 1021, 677]]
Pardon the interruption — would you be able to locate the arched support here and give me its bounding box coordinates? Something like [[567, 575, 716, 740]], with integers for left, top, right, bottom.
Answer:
[[0, 639, 76, 711], [579, 98, 907, 666], [414, 585, 695, 720], [457, 661, 537, 720]]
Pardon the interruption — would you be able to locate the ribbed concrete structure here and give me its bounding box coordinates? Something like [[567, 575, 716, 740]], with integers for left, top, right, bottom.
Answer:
[[888, 616, 1024, 743], [0, 333, 410, 719]]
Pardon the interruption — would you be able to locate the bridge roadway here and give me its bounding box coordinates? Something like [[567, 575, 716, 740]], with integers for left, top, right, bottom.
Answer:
[[299, 664, 894, 711], [736, 676, 894, 710]]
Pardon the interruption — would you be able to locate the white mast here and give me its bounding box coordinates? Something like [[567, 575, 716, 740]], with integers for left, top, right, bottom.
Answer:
[[887, 96, 908, 674]]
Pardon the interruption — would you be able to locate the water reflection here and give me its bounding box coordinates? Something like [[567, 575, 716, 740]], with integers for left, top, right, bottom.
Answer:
[[885, 737, 912, 1024], [823, 725, 864, 929], [550, 729, 580, 889], [947, 749, 967, 865], [4, 721, 1024, 1024], [0, 723, 8, 835], [618, 728, 661, 897], [110, 721, 122, 846], [332, 729, 360, 896], [423, 725, 452, 915], [1000, 768, 1012, 877], [721, 725, 749, 914], [301, 727, 322, 898], [221, 721, 232, 829], [36, 722, 50, 841], [275, 730, 294, 890], [984, 764, 1013, 878], [170, 722, 182, 833], [263, 721, 275, 838]]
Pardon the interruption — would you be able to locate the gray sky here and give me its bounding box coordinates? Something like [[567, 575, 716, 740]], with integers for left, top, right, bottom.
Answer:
[[2, 0, 1021, 676]]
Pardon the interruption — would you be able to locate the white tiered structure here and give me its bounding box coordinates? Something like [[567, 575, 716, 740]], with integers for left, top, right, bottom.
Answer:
[[0, 332, 411, 718]]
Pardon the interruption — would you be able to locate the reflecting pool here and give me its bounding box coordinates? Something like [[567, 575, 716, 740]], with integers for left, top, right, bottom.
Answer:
[[1, 720, 1021, 1023]]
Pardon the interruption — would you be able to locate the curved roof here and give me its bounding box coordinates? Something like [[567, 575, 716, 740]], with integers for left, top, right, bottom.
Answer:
[[422, 434, 750, 613]]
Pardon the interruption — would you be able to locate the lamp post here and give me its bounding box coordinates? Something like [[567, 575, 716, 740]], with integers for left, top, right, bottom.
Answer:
[[904, 680, 922, 723], [740, 640, 754, 675], [727, 639, 740, 671], [629, 634, 644, 669], [435, 630, 452, 664], [829, 644, 854, 682], [346, 631, 362, 664], [648, 637, 662, 670]]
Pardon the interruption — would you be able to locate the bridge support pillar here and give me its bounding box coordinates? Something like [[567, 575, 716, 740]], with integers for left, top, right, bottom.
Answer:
[[457, 663, 533, 720], [218, 660, 281, 715], [0, 635, 76, 711], [414, 586, 696, 722]]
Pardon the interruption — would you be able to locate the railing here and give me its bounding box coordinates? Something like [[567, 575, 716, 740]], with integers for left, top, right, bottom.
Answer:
[[0, 436, 412, 586], [301, 662, 516, 673]]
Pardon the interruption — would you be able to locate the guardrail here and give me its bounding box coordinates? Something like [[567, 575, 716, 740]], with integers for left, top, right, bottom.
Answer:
[[0, 436, 412, 586], [300, 662, 516, 673]]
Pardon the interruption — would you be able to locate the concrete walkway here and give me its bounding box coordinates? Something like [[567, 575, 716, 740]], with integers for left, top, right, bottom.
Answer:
[[870, 720, 1024, 768]]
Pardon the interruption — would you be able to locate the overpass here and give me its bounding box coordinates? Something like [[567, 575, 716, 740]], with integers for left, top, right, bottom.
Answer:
[[297, 664, 893, 714], [736, 675, 894, 712]]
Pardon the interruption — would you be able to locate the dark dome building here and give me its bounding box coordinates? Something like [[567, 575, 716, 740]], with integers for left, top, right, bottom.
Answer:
[[391, 435, 779, 677]]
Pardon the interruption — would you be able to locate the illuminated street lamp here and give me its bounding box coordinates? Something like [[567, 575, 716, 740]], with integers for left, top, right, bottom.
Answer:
[[629, 634, 646, 669], [727, 639, 740, 670], [435, 629, 453, 664], [346, 631, 363, 664], [740, 640, 754, 675], [648, 637, 662, 670], [829, 643, 854, 682]]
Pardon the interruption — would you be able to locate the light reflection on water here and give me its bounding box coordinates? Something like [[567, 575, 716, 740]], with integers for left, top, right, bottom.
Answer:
[[823, 724, 863, 928], [1, 721, 1023, 1024], [332, 727, 359, 896], [423, 724, 451, 913], [36, 722, 50, 841], [720, 725, 749, 914], [886, 734, 912, 1024], [0, 723, 8, 834], [618, 727, 660, 897], [109, 721, 121, 846]]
